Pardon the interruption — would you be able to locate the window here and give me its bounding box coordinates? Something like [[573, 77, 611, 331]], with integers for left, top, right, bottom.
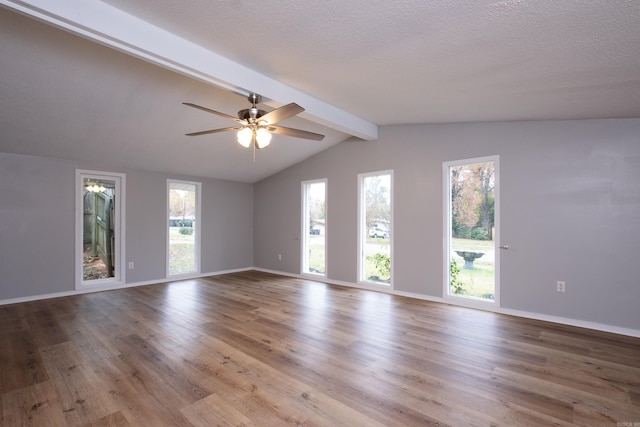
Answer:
[[76, 170, 125, 289], [167, 180, 201, 277], [302, 179, 327, 276], [444, 156, 499, 305], [358, 171, 393, 285]]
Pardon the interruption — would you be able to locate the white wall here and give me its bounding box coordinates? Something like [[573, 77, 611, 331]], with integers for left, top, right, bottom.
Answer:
[[254, 119, 640, 332], [0, 152, 254, 300]]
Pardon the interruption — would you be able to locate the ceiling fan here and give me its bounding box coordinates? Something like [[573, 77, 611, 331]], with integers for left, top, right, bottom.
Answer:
[[183, 93, 325, 149]]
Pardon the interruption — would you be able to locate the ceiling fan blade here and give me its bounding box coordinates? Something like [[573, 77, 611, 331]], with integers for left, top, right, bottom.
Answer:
[[183, 102, 244, 123], [268, 125, 325, 141], [258, 103, 305, 125], [185, 126, 243, 136]]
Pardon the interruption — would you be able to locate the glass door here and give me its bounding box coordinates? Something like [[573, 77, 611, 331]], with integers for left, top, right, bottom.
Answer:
[[358, 171, 393, 286], [302, 179, 326, 276], [444, 156, 499, 305], [167, 180, 201, 277], [76, 170, 125, 290]]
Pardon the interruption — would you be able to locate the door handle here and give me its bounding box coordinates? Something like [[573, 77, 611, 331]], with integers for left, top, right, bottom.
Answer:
[[499, 244, 510, 249]]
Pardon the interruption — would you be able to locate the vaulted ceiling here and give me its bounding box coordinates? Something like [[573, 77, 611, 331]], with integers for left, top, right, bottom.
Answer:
[[1, 0, 639, 182]]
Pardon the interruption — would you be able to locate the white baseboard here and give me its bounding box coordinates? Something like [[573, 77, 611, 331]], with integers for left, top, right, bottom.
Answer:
[[3, 266, 638, 339], [0, 267, 252, 306], [253, 267, 640, 339]]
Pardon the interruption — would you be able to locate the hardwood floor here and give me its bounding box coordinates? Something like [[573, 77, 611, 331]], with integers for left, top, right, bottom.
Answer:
[[1, 271, 639, 426]]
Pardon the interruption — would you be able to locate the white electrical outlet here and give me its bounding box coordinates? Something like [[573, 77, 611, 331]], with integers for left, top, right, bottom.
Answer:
[[557, 280, 566, 292], [128, 261, 134, 270], [278, 254, 282, 261]]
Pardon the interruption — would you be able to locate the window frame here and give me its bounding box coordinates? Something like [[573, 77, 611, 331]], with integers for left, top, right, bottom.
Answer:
[[301, 178, 328, 277], [75, 169, 126, 290], [357, 170, 394, 287], [166, 179, 202, 279], [442, 155, 500, 308]]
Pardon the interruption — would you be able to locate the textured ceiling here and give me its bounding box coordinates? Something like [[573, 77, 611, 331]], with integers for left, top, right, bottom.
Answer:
[[100, 0, 640, 124], [1, 0, 639, 182]]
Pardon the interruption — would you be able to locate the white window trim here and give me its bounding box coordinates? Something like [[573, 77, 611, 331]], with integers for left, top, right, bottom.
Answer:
[[75, 169, 126, 291], [301, 178, 328, 277], [166, 179, 202, 279], [442, 155, 500, 308], [357, 170, 394, 287]]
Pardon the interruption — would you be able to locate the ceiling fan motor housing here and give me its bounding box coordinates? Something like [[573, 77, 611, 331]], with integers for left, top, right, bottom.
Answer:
[[239, 93, 265, 122], [238, 108, 266, 121]]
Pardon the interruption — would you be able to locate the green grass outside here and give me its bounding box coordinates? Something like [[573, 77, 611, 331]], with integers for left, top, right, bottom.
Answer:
[[307, 241, 326, 274], [169, 227, 196, 275], [167, 230, 492, 296], [364, 259, 390, 283], [451, 238, 495, 300], [364, 237, 391, 283], [168, 227, 196, 275], [169, 227, 194, 241], [307, 236, 392, 281], [169, 242, 196, 275]]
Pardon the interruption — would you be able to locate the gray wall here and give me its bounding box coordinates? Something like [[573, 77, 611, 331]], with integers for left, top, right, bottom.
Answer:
[[254, 119, 640, 331], [2, 118, 639, 331], [0, 154, 76, 299], [0, 152, 254, 300]]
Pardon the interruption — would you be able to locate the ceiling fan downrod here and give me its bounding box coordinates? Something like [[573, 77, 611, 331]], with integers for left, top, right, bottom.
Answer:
[[238, 93, 266, 123]]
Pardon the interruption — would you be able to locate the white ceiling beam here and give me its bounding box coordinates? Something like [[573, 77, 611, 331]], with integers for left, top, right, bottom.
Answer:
[[1, 0, 378, 140]]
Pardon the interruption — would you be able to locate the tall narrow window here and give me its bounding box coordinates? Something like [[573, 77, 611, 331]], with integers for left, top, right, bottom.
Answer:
[[358, 171, 393, 286], [167, 180, 201, 277], [444, 156, 499, 305], [302, 179, 327, 276], [76, 170, 125, 290]]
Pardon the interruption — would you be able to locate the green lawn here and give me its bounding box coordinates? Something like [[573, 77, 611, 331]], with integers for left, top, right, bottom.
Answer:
[[169, 227, 194, 241], [364, 260, 390, 283], [307, 240, 326, 274], [167, 231, 492, 297], [169, 243, 195, 275], [364, 237, 391, 283], [451, 238, 495, 300], [169, 227, 196, 275], [307, 236, 392, 281]]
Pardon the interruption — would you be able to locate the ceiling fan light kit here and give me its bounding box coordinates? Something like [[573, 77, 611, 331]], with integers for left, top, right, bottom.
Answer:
[[255, 128, 272, 148], [183, 93, 325, 152], [236, 127, 253, 148]]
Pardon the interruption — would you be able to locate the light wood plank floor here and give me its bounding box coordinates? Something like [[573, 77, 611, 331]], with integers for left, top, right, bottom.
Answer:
[[1, 271, 639, 426]]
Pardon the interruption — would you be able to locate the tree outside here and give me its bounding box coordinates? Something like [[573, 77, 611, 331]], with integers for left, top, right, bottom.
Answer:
[[449, 161, 496, 300], [169, 188, 196, 226], [451, 162, 494, 241]]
